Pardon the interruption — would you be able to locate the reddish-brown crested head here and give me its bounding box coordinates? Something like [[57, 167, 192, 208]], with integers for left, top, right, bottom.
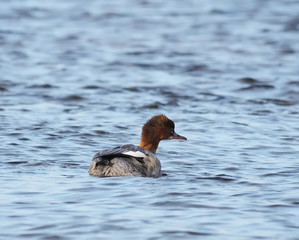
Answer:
[[139, 114, 187, 153]]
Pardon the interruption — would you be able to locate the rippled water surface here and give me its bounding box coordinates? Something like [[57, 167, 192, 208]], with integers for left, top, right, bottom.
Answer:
[[1, 0, 299, 239]]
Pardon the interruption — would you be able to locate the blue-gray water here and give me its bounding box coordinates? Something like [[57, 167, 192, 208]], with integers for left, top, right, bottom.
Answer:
[[1, 0, 299, 239]]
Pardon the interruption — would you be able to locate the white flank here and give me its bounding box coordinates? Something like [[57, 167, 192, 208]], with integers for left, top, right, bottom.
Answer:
[[123, 151, 146, 158]]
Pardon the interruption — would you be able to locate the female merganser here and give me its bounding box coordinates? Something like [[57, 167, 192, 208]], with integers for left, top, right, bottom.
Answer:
[[89, 114, 187, 177]]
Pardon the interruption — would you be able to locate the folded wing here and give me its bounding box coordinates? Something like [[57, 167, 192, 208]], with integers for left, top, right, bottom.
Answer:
[[92, 144, 148, 164]]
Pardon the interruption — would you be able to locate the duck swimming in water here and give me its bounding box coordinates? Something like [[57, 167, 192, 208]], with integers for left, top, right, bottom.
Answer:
[[89, 115, 187, 177]]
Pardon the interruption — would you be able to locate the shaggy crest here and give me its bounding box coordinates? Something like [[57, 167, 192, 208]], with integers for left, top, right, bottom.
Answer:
[[140, 115, 177, 153]]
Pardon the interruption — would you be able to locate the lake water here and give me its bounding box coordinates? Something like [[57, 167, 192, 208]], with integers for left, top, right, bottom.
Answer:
[[1, 0, 299, 239]]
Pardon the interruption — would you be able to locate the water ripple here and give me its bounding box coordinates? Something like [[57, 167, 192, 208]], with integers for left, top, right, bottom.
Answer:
[[1, 0, 299, 240]]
